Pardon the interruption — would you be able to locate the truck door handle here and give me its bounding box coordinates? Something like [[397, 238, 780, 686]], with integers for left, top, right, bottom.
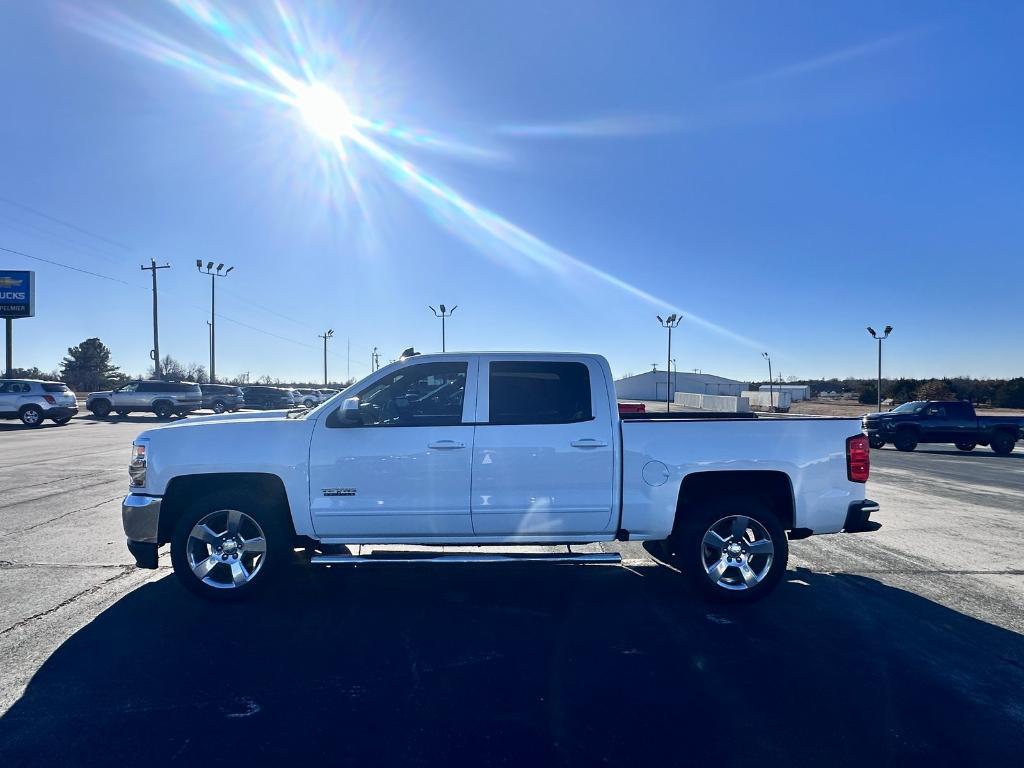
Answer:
[[428, 440, 465, 450], [571, 439, 608, 448]]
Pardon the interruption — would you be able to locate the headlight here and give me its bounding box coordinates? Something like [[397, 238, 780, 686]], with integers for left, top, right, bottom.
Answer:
[[129, 442, 148, 487]]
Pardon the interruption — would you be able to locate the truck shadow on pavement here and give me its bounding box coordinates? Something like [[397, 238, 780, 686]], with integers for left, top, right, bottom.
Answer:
[[2, 563, 1023, 767]]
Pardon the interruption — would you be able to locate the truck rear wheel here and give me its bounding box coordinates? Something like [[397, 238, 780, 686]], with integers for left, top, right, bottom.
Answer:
[[170, 490, 290, 602], [991, 433, 1016, 456], [893, 431, 918, 452], [664, 500, 788, 603], [868, 437, 885, 449], [955, 442, 976, 452]]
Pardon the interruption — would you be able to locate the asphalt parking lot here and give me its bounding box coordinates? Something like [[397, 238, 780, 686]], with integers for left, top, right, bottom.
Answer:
[[1, 415, 1023, 765]]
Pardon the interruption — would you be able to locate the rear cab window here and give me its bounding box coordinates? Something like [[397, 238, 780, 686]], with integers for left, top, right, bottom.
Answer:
[[487, 360, 593, 425]]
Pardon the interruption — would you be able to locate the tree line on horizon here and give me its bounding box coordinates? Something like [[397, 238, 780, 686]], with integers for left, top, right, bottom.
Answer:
[[751, 376, 1024, 409], [5, 336, 1024, 408], [4, 337, 355, 393]]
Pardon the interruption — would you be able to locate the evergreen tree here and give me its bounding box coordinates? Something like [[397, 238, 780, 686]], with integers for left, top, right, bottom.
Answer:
[[59, 338, 126, 391]]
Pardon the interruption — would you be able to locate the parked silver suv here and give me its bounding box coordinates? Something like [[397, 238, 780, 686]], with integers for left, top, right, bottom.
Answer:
[[0, 379, 79, 427], [87, 380, 202, 419]]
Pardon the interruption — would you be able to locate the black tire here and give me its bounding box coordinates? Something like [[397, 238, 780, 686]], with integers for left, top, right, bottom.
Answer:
[[662, 499, 789, 604], [991, 432, 1016, 456], [170, 489, 291, 602], [304, 399, 316, 408], [212, 400, 227, 414], [153, 400, 174, 420], [893, 430, 918, 452], [19, 405, 45, 428], [90, 399, 111, 417], [868, 437, 886, 449], [52, 416, 72, 426], [955, 442, 976, 452]]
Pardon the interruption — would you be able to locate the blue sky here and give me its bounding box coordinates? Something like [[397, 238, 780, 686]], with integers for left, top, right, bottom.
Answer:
[[1, 0, 1021, 383]]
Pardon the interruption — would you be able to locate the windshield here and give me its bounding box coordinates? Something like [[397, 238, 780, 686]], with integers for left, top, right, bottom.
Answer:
[[890, 401, 926, 413]]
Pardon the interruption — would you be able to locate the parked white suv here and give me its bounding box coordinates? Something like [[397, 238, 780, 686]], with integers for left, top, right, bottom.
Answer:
[[87, 380, 202, 419], [0, 379, 78, 427], [294, 389, 321, 407]]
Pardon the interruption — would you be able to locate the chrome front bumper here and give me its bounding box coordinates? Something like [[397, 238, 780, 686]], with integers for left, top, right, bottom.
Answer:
[[122, 494, 162, 542], [123, 494, 162, 569]]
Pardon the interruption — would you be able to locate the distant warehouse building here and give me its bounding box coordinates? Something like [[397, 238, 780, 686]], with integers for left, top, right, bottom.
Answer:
[[757, 384, 811, 401], [615, 370, 747, 401]]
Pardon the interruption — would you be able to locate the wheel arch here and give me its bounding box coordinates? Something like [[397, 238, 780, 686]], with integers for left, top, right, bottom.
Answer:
[[158, 472, 295, 545], [673, 470, 795, 534]]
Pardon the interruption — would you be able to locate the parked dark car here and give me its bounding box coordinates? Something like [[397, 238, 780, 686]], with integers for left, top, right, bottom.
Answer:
[[241, 386, 295, 410], [200, 384, 245, 414], [862, 400, 1024, 454]]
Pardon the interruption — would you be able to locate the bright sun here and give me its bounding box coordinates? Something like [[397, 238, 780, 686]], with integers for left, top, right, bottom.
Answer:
[[293, 82, 356, 141]]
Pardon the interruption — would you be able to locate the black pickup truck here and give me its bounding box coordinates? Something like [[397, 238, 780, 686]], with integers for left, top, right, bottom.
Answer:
[[862, 400, 1024, 454]]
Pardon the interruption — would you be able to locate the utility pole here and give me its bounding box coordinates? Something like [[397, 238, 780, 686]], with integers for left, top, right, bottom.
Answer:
[[762, 352, 773, 412], [371, 347, 380, 372], [656, 314, 682, 412], [866, 326, 893, 412], [140, 259, 170, 379], [428, 304, 457, 352], [196, 261, 234, 383], [346, 337, 350, 380], [318, 329, 334, 386]]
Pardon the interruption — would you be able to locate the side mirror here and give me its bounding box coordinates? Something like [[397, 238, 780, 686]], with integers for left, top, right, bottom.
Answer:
[[341, 397, 361, 422]]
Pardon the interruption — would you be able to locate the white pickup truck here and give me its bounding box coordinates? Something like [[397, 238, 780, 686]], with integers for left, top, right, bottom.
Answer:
[[122, 352, 878, 603]]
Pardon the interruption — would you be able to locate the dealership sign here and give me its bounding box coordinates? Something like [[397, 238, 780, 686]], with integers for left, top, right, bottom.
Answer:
[[0, 270, 35, 318]]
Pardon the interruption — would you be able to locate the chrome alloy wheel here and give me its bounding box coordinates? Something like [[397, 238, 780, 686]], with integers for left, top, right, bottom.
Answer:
[[186, 509, 267, 589], [700, 515, 775, 591]]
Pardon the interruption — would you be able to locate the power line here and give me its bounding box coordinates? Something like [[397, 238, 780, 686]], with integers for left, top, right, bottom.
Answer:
[[0, 245, 134, 286], [1, 243, 325, 354], [0, 211, 130, 267], [0, 195, 134, 252]]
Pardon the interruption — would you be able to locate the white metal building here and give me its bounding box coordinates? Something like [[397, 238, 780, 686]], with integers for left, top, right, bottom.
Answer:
[[756, 384, 811, 401], [614, 370, 747, 401]]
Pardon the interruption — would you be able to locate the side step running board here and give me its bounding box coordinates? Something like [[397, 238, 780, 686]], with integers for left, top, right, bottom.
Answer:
[[310, 552, 621, 566]]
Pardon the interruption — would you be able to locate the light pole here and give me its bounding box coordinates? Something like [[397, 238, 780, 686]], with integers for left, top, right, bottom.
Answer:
[[318, 329, 334, 386], [866, 325, 893, 412], [428, 304, 457, 352], [656, 314, 682, 412], [371, 346, 380, 372], [762, 352, 773, 412], [196, 261, 233, 383]]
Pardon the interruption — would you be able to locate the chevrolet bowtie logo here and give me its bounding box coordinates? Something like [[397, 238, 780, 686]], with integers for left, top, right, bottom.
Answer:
[[0, 277, 22, 288]]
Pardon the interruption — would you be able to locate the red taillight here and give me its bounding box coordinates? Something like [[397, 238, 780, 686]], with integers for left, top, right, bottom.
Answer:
[[43, 394, 56, 405], [847, 434, 870, 483]]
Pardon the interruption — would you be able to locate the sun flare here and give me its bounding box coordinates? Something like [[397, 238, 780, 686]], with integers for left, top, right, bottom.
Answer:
[[292, 82, 356, 141]]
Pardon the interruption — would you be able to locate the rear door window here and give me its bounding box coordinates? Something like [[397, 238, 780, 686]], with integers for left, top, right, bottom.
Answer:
[[488, 361, 592, 425]]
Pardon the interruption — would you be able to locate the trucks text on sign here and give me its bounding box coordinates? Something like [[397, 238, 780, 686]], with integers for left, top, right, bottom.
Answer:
[[0, 270, 35, 318]]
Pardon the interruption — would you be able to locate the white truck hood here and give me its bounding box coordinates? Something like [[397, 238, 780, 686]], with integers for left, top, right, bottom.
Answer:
[[183, 409, 297, 424]]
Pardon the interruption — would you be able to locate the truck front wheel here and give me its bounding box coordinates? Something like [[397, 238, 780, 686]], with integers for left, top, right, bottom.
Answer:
[[170, 490, 290, 602], [665, 501, 789, 603]]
